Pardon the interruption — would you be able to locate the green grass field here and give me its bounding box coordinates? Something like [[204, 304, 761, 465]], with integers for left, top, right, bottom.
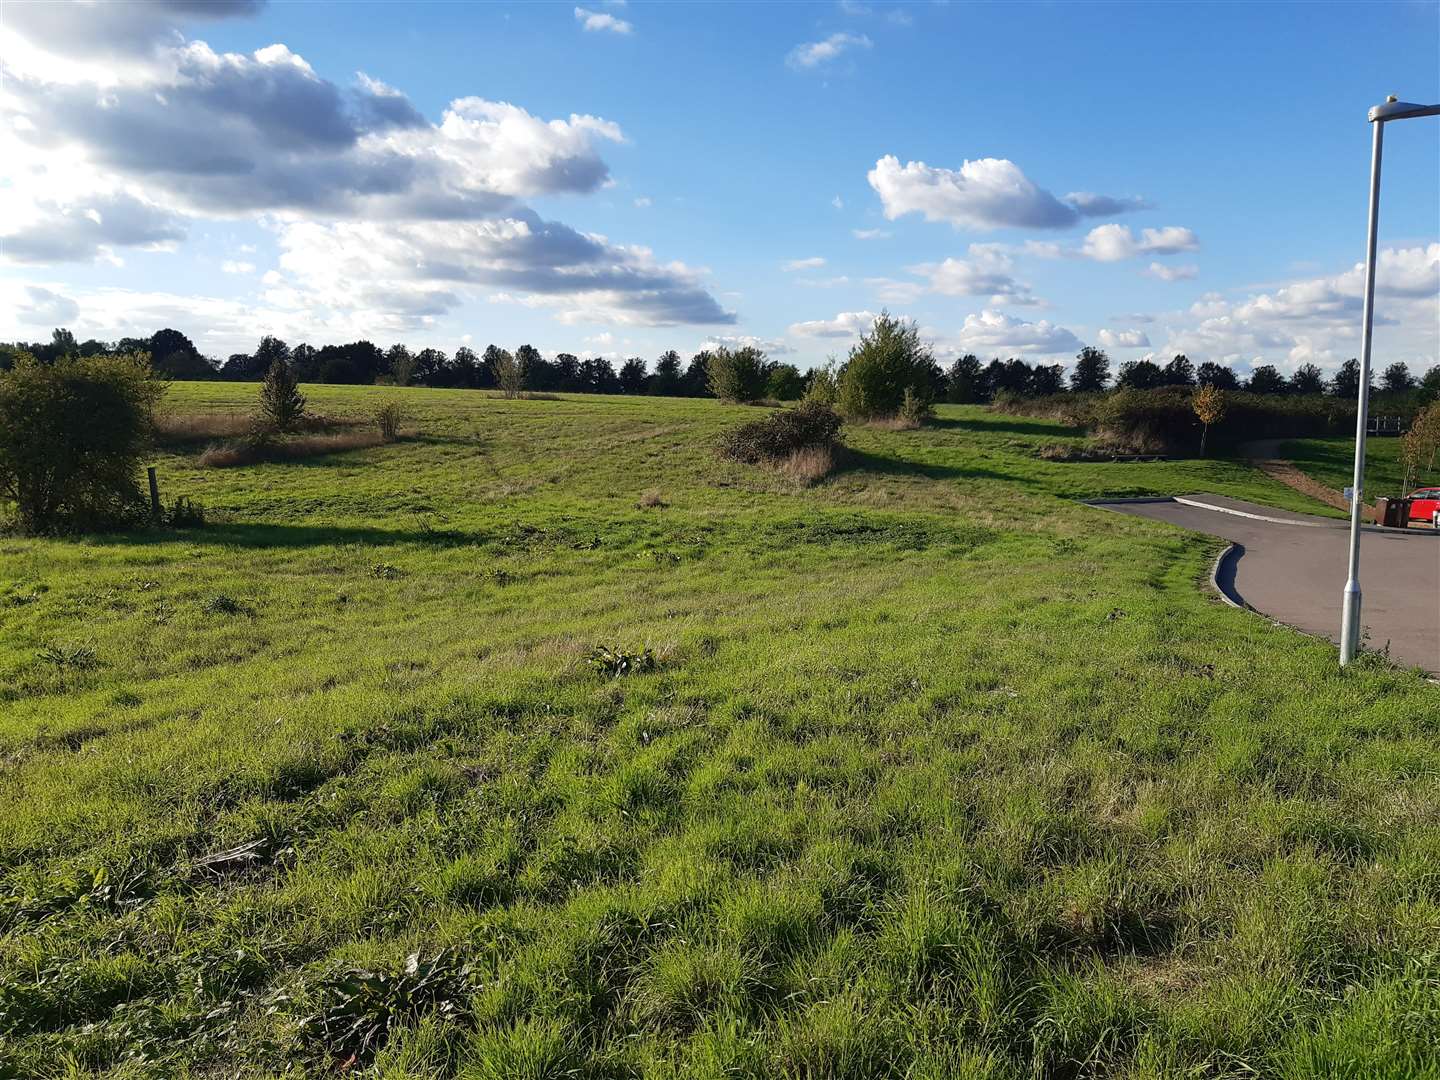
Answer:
[[1282, 435, 1437, 501], [3, 383, 1438, 1079]]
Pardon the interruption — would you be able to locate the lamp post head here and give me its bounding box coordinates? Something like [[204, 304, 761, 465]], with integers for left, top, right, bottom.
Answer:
[[1369, 99, 1440, 122]]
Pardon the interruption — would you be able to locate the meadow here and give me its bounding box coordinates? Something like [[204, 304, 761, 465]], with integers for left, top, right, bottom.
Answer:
[[2, 383, 1437, 1078]]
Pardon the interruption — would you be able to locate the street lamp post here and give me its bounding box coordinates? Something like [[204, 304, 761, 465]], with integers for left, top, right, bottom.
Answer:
[[1339, 96, 1440, 667]]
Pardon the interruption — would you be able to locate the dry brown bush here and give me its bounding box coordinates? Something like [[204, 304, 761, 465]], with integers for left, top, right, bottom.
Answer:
[[199, 430, 386, 468], [637, 488, 668, 508], [157, 411, 364, 446]]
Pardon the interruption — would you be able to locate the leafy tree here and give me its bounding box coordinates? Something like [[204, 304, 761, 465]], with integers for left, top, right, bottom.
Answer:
[[1116, 359, 1165, 390], [1163, 354, 1196, 387], [553, 352, 582, 392], [1380, 362, 1414, 394], [836, 313, 936, 420], [515, 345, 545, 390], [982, 359, 1008, 398], [995, 358, 1034, 396], [491, 348, 522, 398], [804, 359, 840, 405], [411, 348, 449, 385], [1193, 384, 1227, 458], [766, 363, 805, 400], [1246, 365, 1287, 395], [707, 345, 770, 403], [50, 328, 78, 359], [650, 350, 682, 396], [291, 343, 319, 381], [684, 352, 713, 397], [579, 356, 619, 394], [1420, 365, 1440, 404], [0, 352, 165, 533], [150, 327, 213, 379], [1329, 358, 1367, 399], [1029, 364, 1066, 397], [259, 358, 307, 432], [451, 346, 481, 389], [618, 357, 649, 394], [1289, 362, 1325, 395], [1070, 346, 1110, 393], [220, 353, 254, 379], [385, 344, 416, 386], [1195, 362, 1239, 390], [946, 354, 986, 403], [316, 341, 383, 384]]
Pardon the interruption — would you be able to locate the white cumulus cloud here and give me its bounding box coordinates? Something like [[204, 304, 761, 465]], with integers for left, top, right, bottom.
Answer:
[[787, 32, 872, 69], [574, 7, 633, 34], [788, 310, 880, 338], [1097, 328, 1151, 349], [1145, 262, 1198, 282], [1082, 224, 1199, 262], [951, 309, 1083, 356], [867, 155, 1151, 231]]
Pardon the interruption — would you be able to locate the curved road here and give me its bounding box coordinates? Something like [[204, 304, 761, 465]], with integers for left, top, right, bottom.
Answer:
[[1095, 495, 1439, 673]]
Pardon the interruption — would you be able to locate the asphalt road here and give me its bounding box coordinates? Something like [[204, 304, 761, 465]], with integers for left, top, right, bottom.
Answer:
[[1094, 496, 1440, 673]]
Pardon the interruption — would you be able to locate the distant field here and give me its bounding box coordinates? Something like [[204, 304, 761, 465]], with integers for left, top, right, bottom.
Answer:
[[2, 383, 1437, 1078], [1282, 434, 1436, 499]]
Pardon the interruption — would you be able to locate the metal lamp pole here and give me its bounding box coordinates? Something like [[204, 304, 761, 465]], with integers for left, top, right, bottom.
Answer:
[[1339, 96, 1440, 666]]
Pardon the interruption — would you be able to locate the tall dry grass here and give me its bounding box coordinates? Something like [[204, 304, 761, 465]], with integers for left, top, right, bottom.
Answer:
[[198, 430, 387, 468], [774, 442, 837, 486]]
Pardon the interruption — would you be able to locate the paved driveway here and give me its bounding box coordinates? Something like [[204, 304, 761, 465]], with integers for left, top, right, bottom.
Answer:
[[1094, 495, 1440, 673]]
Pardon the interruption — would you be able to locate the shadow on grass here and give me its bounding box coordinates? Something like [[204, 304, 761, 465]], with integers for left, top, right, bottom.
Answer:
[[836, 447, 1037, 486], [89, 522, 484, 549]]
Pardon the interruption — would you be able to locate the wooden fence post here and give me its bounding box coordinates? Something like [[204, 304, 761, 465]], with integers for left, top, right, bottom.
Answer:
[[148, 466, 160, 520]]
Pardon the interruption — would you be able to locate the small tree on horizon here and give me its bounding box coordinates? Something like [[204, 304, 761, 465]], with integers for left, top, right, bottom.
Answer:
[[836, 312, 936, 420], [1193, 383, 1226, 458], [707, 345, 770, 402], [258, 358, 306, 432], [491, 348, 522, 398], [1070, 346, 1110, 393], [1381, 361, 1415, 395]]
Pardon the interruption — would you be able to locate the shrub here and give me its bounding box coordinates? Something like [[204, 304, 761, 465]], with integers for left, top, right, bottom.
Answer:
[[706, 345, 770, 403], [716, 401, 843, 464], [374, 401, 403, 441], [0, 352, 164, 534], [586, 645, 657, 678], [258, 359, 306, 432], [899, 386, 933, 427], [836, 312, 937, 421], [297, 949, 475, 1066], [805, 360, 840, 405], [492, 349, 523, 399], [164, 496, 206, 528]]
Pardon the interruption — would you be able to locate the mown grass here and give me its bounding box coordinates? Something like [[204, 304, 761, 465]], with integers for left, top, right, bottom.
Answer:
[[1282, 435, 1435, 500], [1, 383, 1437, 1078]]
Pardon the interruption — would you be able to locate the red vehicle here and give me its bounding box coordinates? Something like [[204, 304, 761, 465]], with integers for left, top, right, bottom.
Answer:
[[1408, 487, 1440, 527]]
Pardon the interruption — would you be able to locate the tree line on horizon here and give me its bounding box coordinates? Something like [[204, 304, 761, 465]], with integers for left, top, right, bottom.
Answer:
[[4, 326, 1437, 407]]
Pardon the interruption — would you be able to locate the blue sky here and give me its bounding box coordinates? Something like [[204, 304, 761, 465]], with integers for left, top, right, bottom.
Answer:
[[2, 0, 1437, 375]]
